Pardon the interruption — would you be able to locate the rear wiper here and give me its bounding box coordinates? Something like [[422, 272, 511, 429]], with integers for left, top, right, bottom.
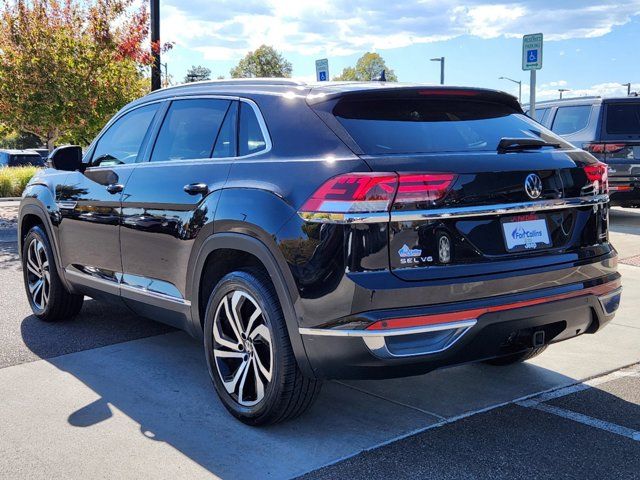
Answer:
[[497, 137, 561, 153]]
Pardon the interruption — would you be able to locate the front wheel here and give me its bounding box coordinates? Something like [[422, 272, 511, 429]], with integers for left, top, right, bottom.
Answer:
[[204, 269, 321, 425], [22, 226, 84, 322]]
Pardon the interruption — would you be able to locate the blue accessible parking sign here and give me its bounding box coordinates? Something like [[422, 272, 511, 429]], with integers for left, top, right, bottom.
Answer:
[[527, 50, 538, 63]]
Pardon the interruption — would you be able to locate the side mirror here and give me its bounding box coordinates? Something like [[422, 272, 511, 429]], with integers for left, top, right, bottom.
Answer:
[[49, 145, 83, 171]]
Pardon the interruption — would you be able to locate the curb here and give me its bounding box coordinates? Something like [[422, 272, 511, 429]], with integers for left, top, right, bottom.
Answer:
[[0, 197, 21, 202]]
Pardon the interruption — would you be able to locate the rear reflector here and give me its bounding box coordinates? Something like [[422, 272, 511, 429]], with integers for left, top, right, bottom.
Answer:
[[366, 279, 621, 331], [300, 172, 457, 215]]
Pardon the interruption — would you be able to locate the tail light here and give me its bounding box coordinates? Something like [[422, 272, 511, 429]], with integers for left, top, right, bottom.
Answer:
[[583, 162, 609, 194], [299, 172, 456, 216], [583, 143, 626, 156]]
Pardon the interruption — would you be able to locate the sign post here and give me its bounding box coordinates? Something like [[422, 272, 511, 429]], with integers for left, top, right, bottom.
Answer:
[[522, 33, 543, 119], [315, 59, 329, 82]]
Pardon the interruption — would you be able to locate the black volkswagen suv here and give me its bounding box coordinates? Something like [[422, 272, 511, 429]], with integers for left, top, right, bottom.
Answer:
[[19, 80, 621, 425]]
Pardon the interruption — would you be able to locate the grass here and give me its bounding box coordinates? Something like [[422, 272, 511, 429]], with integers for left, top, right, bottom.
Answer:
[[0, 166, 40, 198]]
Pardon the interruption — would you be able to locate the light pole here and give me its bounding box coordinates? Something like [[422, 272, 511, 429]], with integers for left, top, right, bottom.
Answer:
[[150, 0, 161, 91], [622, 83, 632, 96], [160, 62, 169, 88], [558, 88, 570, 99], [499, 76, 522, 104], [430, 57, 445, 85]]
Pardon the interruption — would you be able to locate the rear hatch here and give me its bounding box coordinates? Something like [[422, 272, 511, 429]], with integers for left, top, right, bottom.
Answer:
[[308, 86, 610, 281], [585, 98, 640, 192]]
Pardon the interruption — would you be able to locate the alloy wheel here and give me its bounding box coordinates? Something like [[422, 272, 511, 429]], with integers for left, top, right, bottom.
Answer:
[[26, 238, 50, 311], [212, 290, 273, 407]]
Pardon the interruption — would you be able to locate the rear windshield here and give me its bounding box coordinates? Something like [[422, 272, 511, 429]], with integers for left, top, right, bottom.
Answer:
[[333, 98, 566, 155], [606, 103, 640, 135]]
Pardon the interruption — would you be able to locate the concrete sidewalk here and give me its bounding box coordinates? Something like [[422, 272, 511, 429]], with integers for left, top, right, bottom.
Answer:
[[0, 265, 638, 479]]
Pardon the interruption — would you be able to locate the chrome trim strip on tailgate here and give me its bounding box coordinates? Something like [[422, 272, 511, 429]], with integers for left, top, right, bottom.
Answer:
[[298, 194, 609, 224]]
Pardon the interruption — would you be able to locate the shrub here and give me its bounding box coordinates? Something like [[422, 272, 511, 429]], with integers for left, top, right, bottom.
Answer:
[[0, 166, 40, 197]]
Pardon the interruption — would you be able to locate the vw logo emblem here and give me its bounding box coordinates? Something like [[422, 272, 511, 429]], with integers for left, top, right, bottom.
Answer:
[[524, 173, 543, 199]]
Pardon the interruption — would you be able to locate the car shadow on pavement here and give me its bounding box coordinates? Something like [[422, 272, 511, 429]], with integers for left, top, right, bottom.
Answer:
[[19, 318, 640, 479]]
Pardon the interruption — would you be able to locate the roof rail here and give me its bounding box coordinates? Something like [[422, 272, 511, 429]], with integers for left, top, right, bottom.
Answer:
[[158, 78, 306, 93], [523, 95, 602, 107]]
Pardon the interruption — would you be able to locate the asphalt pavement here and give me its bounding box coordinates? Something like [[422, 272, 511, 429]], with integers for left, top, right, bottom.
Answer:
[[0, 208, 638, 479]]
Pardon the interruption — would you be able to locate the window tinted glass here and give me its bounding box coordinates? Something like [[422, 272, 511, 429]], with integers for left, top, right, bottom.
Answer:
[[535, 108, 549, 123], [212, 101, 237, 158], [551, 105, 591, 135], [9, 154, 43, 167], [333, 98, 566, 154], [238, 102, 267, 156], [151, 99, 230, 162], [92, 103, 159, 166], [606, 103, 640, 135]]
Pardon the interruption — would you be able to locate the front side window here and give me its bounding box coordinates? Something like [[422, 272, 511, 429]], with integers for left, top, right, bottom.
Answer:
[[238, 102, 267, 156], [551, 105, 591, 135], [91, 103, 159, 167], [150, 99, 231, 162]]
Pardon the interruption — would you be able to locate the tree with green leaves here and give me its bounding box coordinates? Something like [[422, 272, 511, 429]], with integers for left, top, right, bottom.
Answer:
[[0, 0, 172, 150], [230, 45, 292, 78], [333, 52, 398, 82], [184, 65, 212, 83]]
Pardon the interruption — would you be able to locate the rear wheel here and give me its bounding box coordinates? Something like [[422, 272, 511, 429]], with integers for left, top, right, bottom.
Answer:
[[22, 226, 83, 322], [204, 269, 321, 425], [484, 346, 548, 366]]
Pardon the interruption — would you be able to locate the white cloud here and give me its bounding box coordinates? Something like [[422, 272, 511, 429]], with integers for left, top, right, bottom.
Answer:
[[161, 0, 640, 61], [521, 82, 639, 101]]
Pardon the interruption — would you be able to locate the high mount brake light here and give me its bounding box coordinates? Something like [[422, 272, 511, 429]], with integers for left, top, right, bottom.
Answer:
[[583, 162, 609, 193], [299, 172, 457, 217], [417, 89, 480, 96]]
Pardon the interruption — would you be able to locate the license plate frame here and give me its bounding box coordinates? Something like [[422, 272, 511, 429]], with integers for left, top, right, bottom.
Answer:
[[501, 214, 552, 253]]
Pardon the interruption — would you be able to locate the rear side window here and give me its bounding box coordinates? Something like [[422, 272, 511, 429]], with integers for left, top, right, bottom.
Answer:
[[333, 98, 565, 154], [535, 108, 550, 123], [605, 103, 640, 135], [92, 103, 159, 166], [151, 99, 231, 162], [551, 105, 591, 135], [238, 102, 267, 156]]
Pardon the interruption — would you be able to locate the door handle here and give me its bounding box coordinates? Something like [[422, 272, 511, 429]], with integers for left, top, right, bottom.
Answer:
[[183, 183, 209, 195], [106, 183, 124, 194]]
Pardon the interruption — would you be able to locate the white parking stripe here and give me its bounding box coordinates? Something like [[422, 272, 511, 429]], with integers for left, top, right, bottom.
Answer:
[[517, 364, 640, 441], [529, 403, 640, 441]]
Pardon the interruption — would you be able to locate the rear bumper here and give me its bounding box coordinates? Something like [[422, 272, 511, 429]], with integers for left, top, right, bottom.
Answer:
[[300, 278, 621, 379]]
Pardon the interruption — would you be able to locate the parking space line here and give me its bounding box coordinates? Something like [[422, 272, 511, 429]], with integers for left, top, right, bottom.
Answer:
[[515, 364, 640, 442], [528, 403, 640, 441]]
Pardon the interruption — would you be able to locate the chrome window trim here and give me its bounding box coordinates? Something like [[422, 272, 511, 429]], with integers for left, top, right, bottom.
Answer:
[[84, 94, 272, 167], [299, 194, 609, 224]]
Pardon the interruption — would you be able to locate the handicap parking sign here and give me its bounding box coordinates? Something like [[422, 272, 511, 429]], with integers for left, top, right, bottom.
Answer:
[[522, 33, 543, 70], [318, 71, 327, 81]]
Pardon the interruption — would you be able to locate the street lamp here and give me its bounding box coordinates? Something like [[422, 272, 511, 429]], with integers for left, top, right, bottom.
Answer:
[[558, 88, 570, 99], [622, 83, 632, 96], [499, 76, 522, 104], [430, 57, 445, 85], [150, 0, 161, 91]]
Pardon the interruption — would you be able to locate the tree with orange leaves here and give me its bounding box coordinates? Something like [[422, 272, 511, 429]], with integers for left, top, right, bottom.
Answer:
[[0, 0, 171, 149]]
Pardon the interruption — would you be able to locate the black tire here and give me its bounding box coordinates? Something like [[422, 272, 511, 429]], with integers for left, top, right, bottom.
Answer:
[[22, 226, 84, 322], [204, 268, 321, 425], [484, 345, 548, 366]]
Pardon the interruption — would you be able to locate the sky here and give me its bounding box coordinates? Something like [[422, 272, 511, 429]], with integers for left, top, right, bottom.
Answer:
[[160, 0, 640, 101]]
